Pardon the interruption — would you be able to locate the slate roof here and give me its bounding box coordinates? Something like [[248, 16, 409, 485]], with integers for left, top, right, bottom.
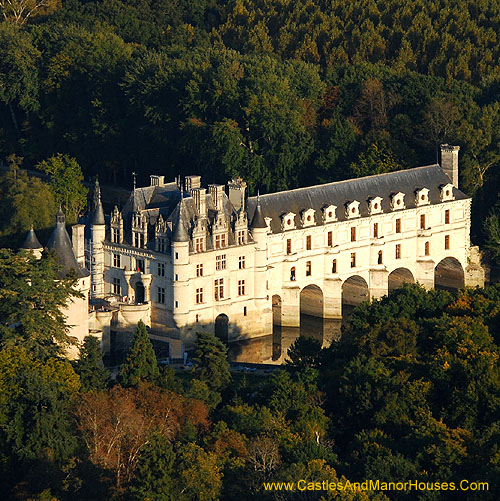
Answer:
[[247, 165, 469, 234], [47, 211, 89, 279], [21, 226, 42, 250]]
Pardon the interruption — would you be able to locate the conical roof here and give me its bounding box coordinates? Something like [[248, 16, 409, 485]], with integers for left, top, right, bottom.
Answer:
[[172, 199, 189, 242], [21, 226, 42, 250], [250, 194, 267, 229], [47, 209, 89, 278], [91, 178, 105, 225]]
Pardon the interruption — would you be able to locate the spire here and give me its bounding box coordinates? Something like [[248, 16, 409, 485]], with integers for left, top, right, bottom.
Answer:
[[172, 198, 189, 242], [21, 225, 42, 250], [250, 191, 267, 229], [92, 178, 105, 225], [56, 205, 65, 225]]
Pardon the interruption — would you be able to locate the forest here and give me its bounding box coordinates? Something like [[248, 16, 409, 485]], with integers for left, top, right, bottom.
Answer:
[[1, 250, 499, 499], [1, 0, 500, 249]]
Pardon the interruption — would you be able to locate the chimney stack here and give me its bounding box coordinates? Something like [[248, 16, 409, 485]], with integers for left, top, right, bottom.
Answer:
[[440, 144, 460, 188]]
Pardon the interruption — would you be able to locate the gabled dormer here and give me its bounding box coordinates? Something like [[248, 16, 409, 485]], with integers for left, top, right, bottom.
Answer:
[[264, 217, 272, 233], [322, 205, 337, 223], [390, 192, 405, 210], [132, 210, 148, 248], [440, 183, 455, 202], [281, 212, 296, 231], [345, 200, 360, 219], [301, 208, 316, 228], [110, 205, 123, 244], [368, 196, 383, 215], [415, 188, 430, 206], [155, 214, 168, 252]]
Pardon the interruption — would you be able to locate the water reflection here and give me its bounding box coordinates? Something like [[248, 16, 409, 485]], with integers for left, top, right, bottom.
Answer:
[[227, 315, 343, 364]]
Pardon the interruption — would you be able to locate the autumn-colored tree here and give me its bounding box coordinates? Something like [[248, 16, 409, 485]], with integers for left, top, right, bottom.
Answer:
[[0, 0, 61, 26], [74, 383, 208, 488]]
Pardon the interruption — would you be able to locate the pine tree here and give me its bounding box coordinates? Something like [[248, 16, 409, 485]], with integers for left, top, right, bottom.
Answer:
[[118, 320, 159, 387], [75, 335, 109, 391]]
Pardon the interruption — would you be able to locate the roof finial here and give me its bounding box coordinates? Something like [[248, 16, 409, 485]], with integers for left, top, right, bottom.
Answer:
[[132, 171, 137, 191]]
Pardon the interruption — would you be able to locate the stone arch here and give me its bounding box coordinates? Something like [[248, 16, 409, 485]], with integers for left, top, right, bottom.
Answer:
[[135, 282, 145, 303], [300, 284, 323, 318], [215, 314, 229, 343], [272, 294, 282, 325], [342, 275, 369, 316], [388, 268, 415, 293], [435, 257, 464, 290]]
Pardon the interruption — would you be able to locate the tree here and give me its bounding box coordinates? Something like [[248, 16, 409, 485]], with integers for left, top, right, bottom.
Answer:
[[129, 433, 176, 501], [286, 335, 322, 371], [0, 249, 80, 359], [193, 331, 231, 393], [74, 335, 109, 392], [36, 154, 88, 223], [118, 320, 159, 387], [0, 0, 61, 26], [0, 159, 56, 244]]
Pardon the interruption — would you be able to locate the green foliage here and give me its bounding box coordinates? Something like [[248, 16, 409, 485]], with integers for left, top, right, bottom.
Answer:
[[119, 320, 159, 387], [129, 433, 176, 501], [193, 331, 231, 393], [75, 335, 109, 391], [0, 248, 79, 359], [0, 160, 56, 245], [36, 154, 88, 223], [285, 335, 322, 371]]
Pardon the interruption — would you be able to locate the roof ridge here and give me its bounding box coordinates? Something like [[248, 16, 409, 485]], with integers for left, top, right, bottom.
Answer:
[[251, 164, 441, 199]]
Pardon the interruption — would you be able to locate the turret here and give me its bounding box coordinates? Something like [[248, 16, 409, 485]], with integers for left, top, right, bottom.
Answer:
[[90, 179, 106, 297], [250, 194, 268, 304], [20, 225, 43, 259]]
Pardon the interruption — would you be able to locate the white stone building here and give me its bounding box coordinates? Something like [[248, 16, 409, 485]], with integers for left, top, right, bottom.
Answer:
[[21, 144, 485, 355]]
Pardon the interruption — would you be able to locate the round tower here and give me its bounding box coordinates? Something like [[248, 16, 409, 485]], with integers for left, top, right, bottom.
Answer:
[[250, 194, 269, 309], [20, 225, 43, 260], [90, 178, 106, 298]]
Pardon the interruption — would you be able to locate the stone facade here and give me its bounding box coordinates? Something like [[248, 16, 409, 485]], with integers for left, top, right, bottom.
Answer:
[[81, 144, 483, 349]]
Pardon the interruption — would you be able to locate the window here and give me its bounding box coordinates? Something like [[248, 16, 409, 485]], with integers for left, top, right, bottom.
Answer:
[[378, 251, 383, 264], [175, 252, 179, 260], [351, 253, 356, 268], [425, 241, 430, 256], [445, 209, 450, 224], [195, 314, 199, 323], [157, 287, 165, 304], [332, 259, 337, 273], [175, 301, 178, 308], [237, 230, 245, 245], [214, 279, 224, 301], [196, 288, 203, 304], [351, 227, 356, 242], [113, 253, 121, 268], [215, 233, 226, 249], [196, 263, 203, 277], [157, 238, 166, 253], [238, 256, 245, 269], [420, 214, 426, 230], [396, 218, 401, 233], [157, 262, 165, 277], [445, 235, 450, 250], [238, 280, 245, 296], [373, 223, 379, 238], [112, 228, 119, 243], [306, 235, 312, 250], [136, 259, 145, 273], [216, 254, 226, 271], [286, 238, 292, 255], [112, 278, 121, 295], [243, 306, 247, 316], [134, 232, 144, 248], [175, 274, 178, 281], [290, 267, 296, 281], [327, 231, 333, 247], [195, 237, 204, 253], [306, 261, 312, 276], [395, 244, 401, 259]]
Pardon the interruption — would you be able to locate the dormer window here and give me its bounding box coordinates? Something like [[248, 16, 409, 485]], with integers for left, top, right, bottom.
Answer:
[[345, 201, 360, 219], [440, 183, 455, 202], [281, 212, 296, 231], [301, 209, 316, 228], [415, 188, 430, 206], [264, 217, 272, 233], [368, 197, 383, 215], [390, 192, 405, 210], [322, 205, 337, 223]]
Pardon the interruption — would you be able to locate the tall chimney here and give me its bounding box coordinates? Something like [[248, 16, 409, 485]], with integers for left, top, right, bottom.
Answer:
[[228, 178, 247, 211], [440, 144, 460, 188]]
